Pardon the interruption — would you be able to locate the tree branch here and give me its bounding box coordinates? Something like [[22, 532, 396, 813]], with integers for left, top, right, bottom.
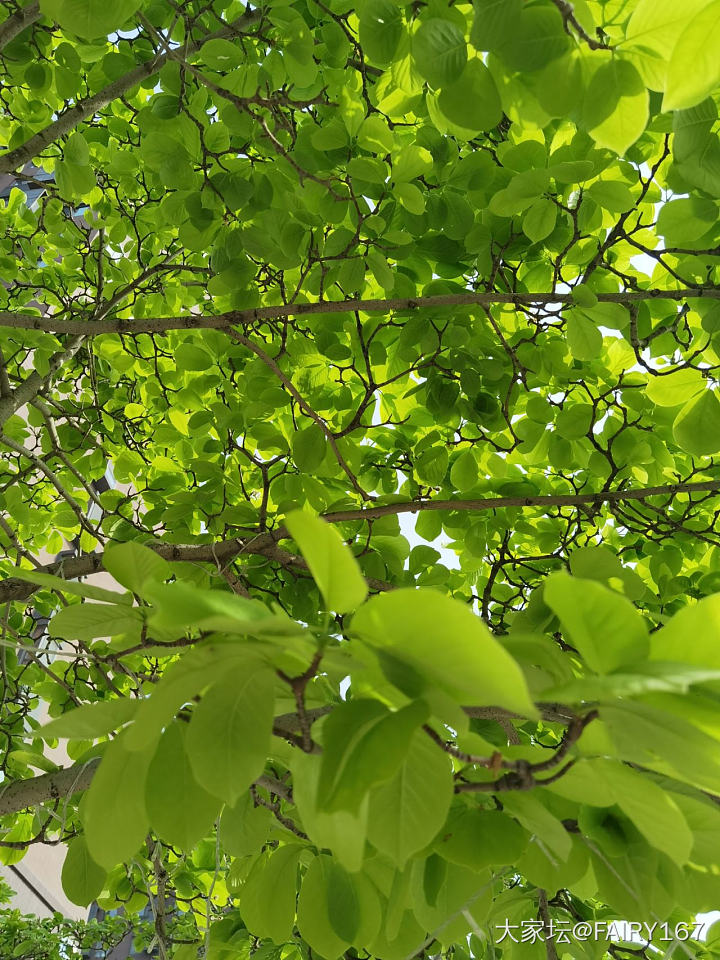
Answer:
[[0, 288, 718, 334], [0, 1, 41, 54], [0, 704, 576, 817], [0, 480, 716, 604]]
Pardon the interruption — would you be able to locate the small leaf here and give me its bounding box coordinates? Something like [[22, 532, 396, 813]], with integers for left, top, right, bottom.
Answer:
[[522, 198, 557, 243], [284, 510, 368, 613], [293, 423, 327, 473]]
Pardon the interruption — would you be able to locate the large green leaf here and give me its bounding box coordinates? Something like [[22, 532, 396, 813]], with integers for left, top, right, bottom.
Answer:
[[40, 0, 142, 38], [352, 589, 538, 717], [672, 389, 720, 456], [366, 727, 453, 867], [40, 698, 139, 740], [544, 573, 649, 674], [584, 59, 648, 155], [61, 837, 107, 907], [82, 733, 153, 870], [145, 722, 222, 850], [185, 666, 275, 804], [284, 510, 368, 613], [664, 0, 720, 110], [412, 19, 467, 89], [318, 698, 429, 812], [239, 844, 304, 943], [102, 541, 170, 598], [358, 0, 403, 65]]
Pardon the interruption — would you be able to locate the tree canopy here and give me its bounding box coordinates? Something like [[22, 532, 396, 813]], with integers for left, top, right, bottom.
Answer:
[[4, 0, 720, 957]]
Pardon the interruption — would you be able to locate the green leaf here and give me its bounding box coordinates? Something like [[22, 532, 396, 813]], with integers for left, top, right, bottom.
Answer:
[[584, 59, 648, 155], [318, 698, 429, 813], [436, 59, 502, 135], [434, 808, 526, 869], [239, 844, 304, 943], [49, 602, 143, 640], [656, 197, 719, 244], [359, 0, 403, 65], [82, 732, 153, 869], [40, 0, 142, 38], [501, 792, 571, 859], [470, 0, 521, 52], [566, 311, 602, 361], [327, 860, 360, 942], [124, 643, 248, 753], [39, 698, 139, 740], [284, 510, 368, 613], [63, 132, 90, 165], [664, 0, 720, 110], [544, 573, 649, 673], [352, 589, 538, 718], [415, 445, 448, 485], [450, 448, 478, 492], [297, 855, 351, 960], [646, 368, 705, 407], [650, 595, 720, 667], [412, 19, 467, 89], [292, 423, 327, 472], [175, 342, 213, 372], [61, 837, 106, 907], [672, 389, 720, 456], [366, 727, 453, 868], [145, 580, 298, 639], [8, 568, 130, 604], [586, 180, 635, 213], [392, 145, 433, 184], [145, 722, 222, 849], [220, 792, 273, 858], [593, 761, 693, 864], [522, 198, 557, 243], [185, 666, 275, 805], [291, 750, 369, 873], [103, 541, 171, 597]]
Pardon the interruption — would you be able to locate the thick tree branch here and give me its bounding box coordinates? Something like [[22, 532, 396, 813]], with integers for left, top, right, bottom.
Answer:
[[0, 1, 41, 53], [0, 480, 716, 604], [0, 704, 574, 816], [0, 288, 718, 334]]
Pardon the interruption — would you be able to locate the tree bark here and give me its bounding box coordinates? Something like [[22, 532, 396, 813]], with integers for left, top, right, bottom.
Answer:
[[0, 287, 718, 334]]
